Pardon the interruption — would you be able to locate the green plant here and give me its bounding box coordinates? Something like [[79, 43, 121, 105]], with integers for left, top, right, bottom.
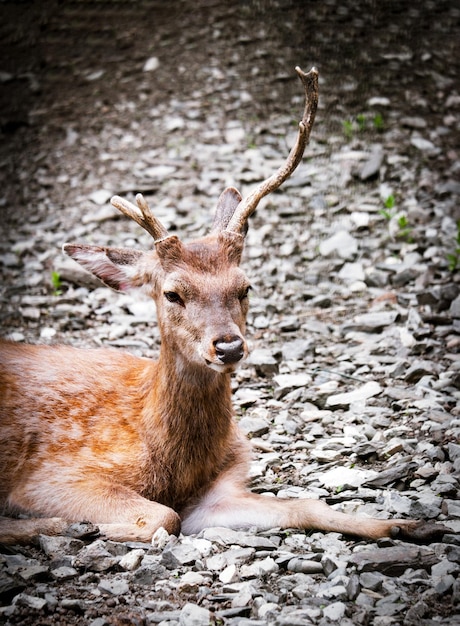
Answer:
[[343, 112, 385, 139], [447, 220, 460, 271], [379, 197, 414, 242], [356, 113, 366, 132], [373, 113, 384, 132], [396, 214, 413, 241], [343, 119, 354, 139], [379, 195, 396, 220], [51, 271, 62, 295]]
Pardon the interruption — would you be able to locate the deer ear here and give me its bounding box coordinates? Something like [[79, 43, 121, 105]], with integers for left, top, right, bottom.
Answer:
[[63, 244, 144, 292], [211, 187, 242, 232], [154, 236, 186, 272]]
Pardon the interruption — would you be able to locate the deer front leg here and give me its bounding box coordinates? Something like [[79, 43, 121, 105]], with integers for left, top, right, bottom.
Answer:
[[5, 478, 181, 544], [181, 476, 449, 542]]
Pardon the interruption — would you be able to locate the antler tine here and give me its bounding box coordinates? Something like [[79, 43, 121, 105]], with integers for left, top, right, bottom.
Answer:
[[225, 66, 319, 234], [111, 194, 170, 243]]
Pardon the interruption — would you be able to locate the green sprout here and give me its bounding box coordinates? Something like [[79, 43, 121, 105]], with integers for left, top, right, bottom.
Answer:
[[356, 113, 366, 132], [373, 113, 384, 132], [396, 214, 413, 241], [51, 271, 63, 296], [343, 119, 354, 140], [379, 195, 396, 220], [343, 112, 385, 139]]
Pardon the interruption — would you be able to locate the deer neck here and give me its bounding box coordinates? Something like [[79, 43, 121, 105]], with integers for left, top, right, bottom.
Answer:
[[142, 347, 235, 509], [151, 347, 234, 438]]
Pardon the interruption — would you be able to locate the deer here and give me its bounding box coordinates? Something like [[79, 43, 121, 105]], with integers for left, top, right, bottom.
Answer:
[[0, 67, 448, 546]]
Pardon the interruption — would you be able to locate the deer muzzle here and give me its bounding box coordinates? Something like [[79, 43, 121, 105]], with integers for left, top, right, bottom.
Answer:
[[214, 336, 245, 365]]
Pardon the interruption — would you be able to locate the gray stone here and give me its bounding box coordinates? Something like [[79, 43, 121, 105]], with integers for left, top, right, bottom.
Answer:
[[38, 535, 85, 557], [13, 593, 47, 611], [342, 311, 399, 332], [238, 412, 270, 437], [50, 566, 78, 580], [74, 540, 119, 572], [360, 145, 384, 180], [450, 295, 460, 318], [98, 577, 130, 596], [179, 603, 211, 626], [319, 231, 358, 259], [287, 558, 323, 574], [132, 562, 168, 585], [326, 381, 382, 408], [119, 549, 145, 571], [322, 601, 347, 621], [247, 348, 278, 375], [161, 542, 200, 568]]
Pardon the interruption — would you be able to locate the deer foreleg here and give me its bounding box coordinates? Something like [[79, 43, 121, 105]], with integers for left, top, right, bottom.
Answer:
[[4, 478, 181, 544]]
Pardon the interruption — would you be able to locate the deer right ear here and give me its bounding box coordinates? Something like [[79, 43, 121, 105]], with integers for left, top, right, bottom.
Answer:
[[211, 187, 243, 233], [63, 243, 145, 292]]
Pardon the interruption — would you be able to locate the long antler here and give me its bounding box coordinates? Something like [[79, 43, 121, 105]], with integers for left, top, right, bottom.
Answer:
[[225, 66, 319, 234], [111, 194, 170, 243]]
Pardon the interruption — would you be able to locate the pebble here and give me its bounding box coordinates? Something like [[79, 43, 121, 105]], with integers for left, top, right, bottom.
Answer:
[[326, 381, 382, 408], [319, 230, 358, 259], [179, 603, 211, 626]]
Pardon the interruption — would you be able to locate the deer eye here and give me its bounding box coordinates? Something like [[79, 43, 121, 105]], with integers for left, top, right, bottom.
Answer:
[[164, 291, 185, 307], [239, 286, 251, 301]]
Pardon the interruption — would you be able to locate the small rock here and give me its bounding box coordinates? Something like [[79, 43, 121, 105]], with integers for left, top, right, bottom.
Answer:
[[51, 566, 78, 580], [89, 189, 112, 205], [326, 381, 382, 408], [287, 558, 323, 574], [179, 603, 211, 626], [98, 577, 130, 596], [404, 360, 439, 383], [39, 535, 85, 557], [342, 311, 398, 332], [349, 546, 438, 576], [143, 56, 160, 72], [410, 136, 438, 153], [338, 262, 365, 283], [161, 542, 200, 568], [322, 601, 347, 621], [13, 593, 47, 611], [247, 348, 278, 375], [450, 295, 460, 318], [119, 549, 145, 571], [74, 540, 119, 572], [238, 412, 270, 437], [178, 571, 207, 591], [219, 564, 239, 584], [360, 145, 384, 180], [319, 231, 358, 259]]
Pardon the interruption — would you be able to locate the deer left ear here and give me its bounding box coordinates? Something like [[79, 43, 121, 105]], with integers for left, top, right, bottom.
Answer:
[[212, 187, 243, 233], [63, 244, 144, 291]]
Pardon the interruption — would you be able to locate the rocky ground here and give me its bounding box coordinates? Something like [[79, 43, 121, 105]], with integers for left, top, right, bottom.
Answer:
[[0, 1, 459, 625]]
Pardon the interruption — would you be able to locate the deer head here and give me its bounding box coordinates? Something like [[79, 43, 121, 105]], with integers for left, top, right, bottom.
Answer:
[[64, 67, 319, 374]]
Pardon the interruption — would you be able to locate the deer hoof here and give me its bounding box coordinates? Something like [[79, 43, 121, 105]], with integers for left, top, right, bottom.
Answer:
[[390, 520, 452, 543]]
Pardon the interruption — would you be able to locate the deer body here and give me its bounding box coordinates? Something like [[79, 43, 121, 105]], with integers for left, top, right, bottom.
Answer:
[[0, 68, 448, 544]]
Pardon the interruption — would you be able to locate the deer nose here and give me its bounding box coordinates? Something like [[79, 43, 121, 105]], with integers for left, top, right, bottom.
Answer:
[[214, 337, 245, 364]]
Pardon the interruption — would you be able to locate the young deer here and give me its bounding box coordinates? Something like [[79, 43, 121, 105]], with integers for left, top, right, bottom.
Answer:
[[0, 68, 447, 545]]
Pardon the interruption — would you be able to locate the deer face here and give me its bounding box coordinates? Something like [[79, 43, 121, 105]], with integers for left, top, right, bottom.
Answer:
[[152, 234, 250, 373], [64, 231, 250, 374]]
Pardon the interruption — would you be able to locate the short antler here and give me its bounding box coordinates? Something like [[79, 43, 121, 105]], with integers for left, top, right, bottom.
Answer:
[[225, 66, 319, 234], [111, 194, 170, 243]]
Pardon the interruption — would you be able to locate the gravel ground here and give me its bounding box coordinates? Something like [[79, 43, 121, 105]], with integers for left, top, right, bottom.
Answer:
[[0, 1, 459, 625]]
